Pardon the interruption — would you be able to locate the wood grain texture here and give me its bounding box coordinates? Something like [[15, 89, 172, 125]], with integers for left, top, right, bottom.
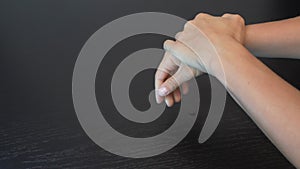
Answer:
[[0, 94, 297, 169]]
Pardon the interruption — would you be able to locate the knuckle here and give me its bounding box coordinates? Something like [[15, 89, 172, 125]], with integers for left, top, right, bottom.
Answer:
[[184, 20, 193, 30], [222, 13, 244, 22], [222, 13, 231, 17], [232, 14, 241, 18], [163, 40, 171, 49], [194, 70, 201, 76], [237, 15, 245, 25], [191, 68, 199, 76], [233, 14, 242, 19], [155, 69, 165, 80], [223, 13, 245, 26], [175, 32, 182, 40], [155, 71, 160, 79], [195, 13, 208, 19], [168, 77, 178, 89], [163, 40, 168, 46], [232, 14, 245, 23]]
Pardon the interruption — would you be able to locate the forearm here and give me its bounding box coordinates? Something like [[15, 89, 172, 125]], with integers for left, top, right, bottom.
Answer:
[[245, 16, 300, 59], [217, 42, 300, 168], [160, 13, 300, 166]]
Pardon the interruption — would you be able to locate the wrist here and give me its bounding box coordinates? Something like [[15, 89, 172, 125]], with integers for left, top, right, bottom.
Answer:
[[244, 24, 258, 53], [208, 38, 242, 79], [212, 40, 252, 86]]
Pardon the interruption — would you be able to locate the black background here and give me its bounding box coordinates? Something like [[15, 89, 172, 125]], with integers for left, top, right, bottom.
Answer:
[[1, 0, 300, 168]]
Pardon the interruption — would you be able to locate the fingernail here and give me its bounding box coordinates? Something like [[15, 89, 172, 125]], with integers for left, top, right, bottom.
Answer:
[[156, 96, 163, 104], [165, 99, 171, 107], [158, 87, 169, 96]]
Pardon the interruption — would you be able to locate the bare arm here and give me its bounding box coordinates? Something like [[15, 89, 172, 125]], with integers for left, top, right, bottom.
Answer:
[[219, 42, 300, 168], [245, 16, 300, 58], [156, 13, 300, 168]]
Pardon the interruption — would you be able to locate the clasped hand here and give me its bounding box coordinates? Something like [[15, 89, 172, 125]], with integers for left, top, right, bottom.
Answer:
[[155, 13, 246, 107]]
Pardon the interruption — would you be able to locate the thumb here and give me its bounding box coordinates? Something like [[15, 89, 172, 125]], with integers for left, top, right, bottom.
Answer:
[[164, 40, 205, 72], [157, 64, 195, 97]]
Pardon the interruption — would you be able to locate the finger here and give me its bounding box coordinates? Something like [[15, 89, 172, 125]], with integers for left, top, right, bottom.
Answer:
[[155, 69, 167, 104], [222, 13, 233, 18], [173, 88, 181, 103], [175, 31, 183, 40], [155, 85, 164, 104], [155, 52, 177, 85], [156, 51, 180, 76], [222, 13, 241, 19], [179, 69, 203, 96], [164, 40, 205, 71], [194, 13, 212, 20], [182, 82, 189, 95], [158, 64, 195, 97], [180, 69, 203, 95], [183, 21, 196, 32], [155, 52, 178, 103], [165, 94, 174, 107]]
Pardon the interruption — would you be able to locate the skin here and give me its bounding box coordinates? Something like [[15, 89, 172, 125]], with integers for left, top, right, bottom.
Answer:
[[245, 16, 300, 59], [155, 13, 300, 168]]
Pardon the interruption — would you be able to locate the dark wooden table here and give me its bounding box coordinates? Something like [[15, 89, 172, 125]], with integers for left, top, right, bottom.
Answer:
[[1, 0, 299, 168]]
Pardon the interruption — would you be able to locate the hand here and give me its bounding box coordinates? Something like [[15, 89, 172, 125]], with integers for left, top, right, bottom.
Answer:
[[155, 13, 246, 106], [155, 51, 201, 107]]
